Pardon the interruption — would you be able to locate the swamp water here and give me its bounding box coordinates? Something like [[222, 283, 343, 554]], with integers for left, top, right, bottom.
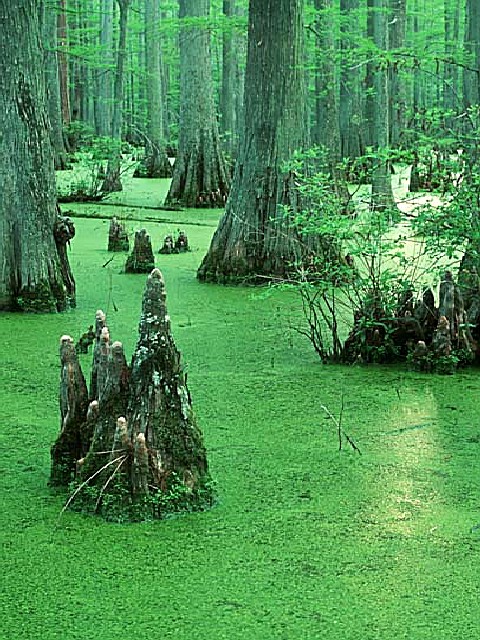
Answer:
[[0, 177, 479, 639]]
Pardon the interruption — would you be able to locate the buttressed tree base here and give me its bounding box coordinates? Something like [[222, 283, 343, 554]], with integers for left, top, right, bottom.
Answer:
[[50, 269, 215, 522]]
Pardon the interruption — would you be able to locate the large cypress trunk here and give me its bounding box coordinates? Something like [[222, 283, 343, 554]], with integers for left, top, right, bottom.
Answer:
[[198, 0, 320, 283], [165, 0, 230, 208], [0, 0, 75, 312]]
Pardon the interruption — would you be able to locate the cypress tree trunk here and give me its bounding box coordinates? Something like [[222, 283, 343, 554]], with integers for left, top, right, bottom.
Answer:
[[0, 0, 75, 311], [364, 0, 375, 149], [102, 0, 131, 194], [220, 0, 245, 159], [339, 0, 363, 162], [388, 0, 406, 147], [57, 0, 71, 126], [95, 0, 114, 136], [142, 0, 171, 177], [463, 0, 480, 129], [42, 0, 68, 170], [198, 0, 323, 283], [165, 0, 230, 208], [371, 0, 396, 210], [313, 0, 350, 206], [443, 0, 460, 131]]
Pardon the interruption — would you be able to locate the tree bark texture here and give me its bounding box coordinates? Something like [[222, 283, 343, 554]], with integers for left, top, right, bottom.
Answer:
[[339, 0, 363, 161], [198, 0, 325, 283], [443, 0, 460, 128], [165, 0, 230, 208], [463, 0, 480, 111], [57, 0, 71, 125], [0, 0, 75, 312], [42, 0, 68, 169], [388, 0, 406, 147], [142, 0, 171, 177], [102, 0, 131, 194], [371, 0, 396, 210], [95, 0, 114, 136], [50, 270, 214, 521], [220, 0, 245, 159], [313, 0, 350, 206]]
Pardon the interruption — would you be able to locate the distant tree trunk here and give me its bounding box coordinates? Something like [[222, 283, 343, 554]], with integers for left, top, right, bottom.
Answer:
[[198, 0, 324, 283], [412, 0, 424, 113], [95, 0, 114, 136], [364, 0, 375, 149], [339, 0, 363, 161], [371, 0, 396, 210], [463, 0, 480, 113], [0, 0, 75, 311], [220, 0, 245, 159], [443, 0, 460, 129], [43, 0, 68, 169], [102, 0, 131, 194], [165, 0, 230, 208], [388, 0, 406, 147], [57, 0, 71, 126], [143, 0, 171, 177], [313, 0, 350, 205]]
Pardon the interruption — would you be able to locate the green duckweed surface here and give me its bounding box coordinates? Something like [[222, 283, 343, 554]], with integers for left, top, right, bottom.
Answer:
[[1, 177, 480, 639]]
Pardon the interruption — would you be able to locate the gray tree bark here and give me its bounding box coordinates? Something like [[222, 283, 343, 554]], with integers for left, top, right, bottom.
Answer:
[[95, 0, 114, 136], [142, 0, 171, 177], [463, 0, 480, 113], [220, 0, 245, 159], [42, 1, 68, 170], [0, 0, 75, 311], [339, 0, 363, 161], [313, 0, 350, 206], [198, 0, 324, 282], [102, 0, 131, 193], [388, 0, 406, 147], [57, 0, 71, 126], [165, 0, 230, 208], [371, 0, 396, 210], [443, 0, 460, 126]]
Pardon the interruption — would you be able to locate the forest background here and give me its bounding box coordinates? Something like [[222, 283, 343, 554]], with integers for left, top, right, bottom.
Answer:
[[1, 0, 480, 638]]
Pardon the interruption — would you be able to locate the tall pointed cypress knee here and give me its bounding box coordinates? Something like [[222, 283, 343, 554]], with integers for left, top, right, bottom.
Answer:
[[50, 269, 214, 521]]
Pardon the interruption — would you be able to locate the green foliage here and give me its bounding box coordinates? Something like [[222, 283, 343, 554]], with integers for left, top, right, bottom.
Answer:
[[2, 181, 480, 639], [282, 148, 434, 364], [57, 136, 129, 201], [66, 472, 216, 523]]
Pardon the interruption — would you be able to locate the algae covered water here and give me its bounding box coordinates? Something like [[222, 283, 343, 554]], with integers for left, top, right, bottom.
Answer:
[[1, 182, 479, 639]]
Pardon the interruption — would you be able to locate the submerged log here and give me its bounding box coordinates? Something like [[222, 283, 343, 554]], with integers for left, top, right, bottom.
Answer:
[[125, 228, 155, 273], [50, 269, 214, 521]]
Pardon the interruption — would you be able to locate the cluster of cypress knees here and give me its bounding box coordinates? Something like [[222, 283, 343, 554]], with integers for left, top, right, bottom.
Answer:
[[107, 217, 190, 274], [50, 268, 215, 522]]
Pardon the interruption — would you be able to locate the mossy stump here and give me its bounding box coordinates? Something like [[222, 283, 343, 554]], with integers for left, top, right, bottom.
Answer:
[[108, 217, 129, 252], [50, 269, 215, 521], [125, 229, 155, 273]]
